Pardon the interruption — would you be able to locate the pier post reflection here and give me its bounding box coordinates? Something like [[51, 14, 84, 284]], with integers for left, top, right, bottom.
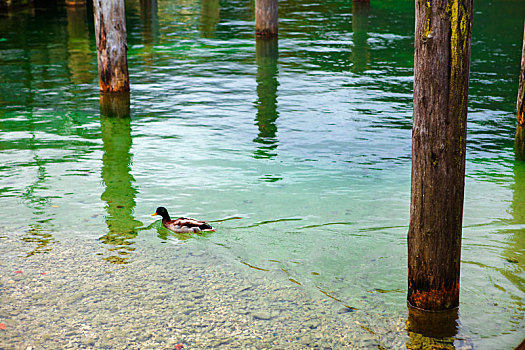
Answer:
[[504, 127, 525, 289], [406, 305, 459, 348], [99, 93, 142, 264], [140, 0, 159, 45], [200, 0, 220, 38], [351, 1, 369, 73], [254, 37, 279, 159], [66, 2, 95, 84]]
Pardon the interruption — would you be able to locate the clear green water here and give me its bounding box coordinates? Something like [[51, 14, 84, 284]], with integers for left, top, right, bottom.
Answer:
[[0, 0, 524, 348]]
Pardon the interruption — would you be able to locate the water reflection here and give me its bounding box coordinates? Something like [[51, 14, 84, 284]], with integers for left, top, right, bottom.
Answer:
[[502, 130, 525, 296], [21, 225, 55, 257], [405, 306, 459, 349], [200, 0, 220, 38], [253, 37, 279, 160], [99, 93, 142, 264], [66, 1, 94, 84], [351, 1, 370, 73], [139, 0, 159, 45]]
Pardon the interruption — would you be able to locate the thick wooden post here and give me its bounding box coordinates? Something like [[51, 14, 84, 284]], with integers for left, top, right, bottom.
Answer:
[[408, 0, 473, 311], [93, 0, 130, 92], [255, 0, 278, 37]]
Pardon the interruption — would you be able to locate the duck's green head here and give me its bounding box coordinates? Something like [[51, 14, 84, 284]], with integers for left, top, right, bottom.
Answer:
[[152, 206, 170, 220]]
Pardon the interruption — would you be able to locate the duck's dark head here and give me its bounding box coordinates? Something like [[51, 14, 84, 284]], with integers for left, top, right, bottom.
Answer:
[[152, 206, 170, 221]]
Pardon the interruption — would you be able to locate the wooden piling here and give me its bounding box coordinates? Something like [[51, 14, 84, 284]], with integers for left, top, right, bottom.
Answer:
[[255, 0, 278, 37], [408, 0, 473, 311], [93, 0, 130, 92]]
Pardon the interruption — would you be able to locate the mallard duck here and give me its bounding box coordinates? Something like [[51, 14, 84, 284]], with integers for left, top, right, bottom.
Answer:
[[152, 207, 215, 233]]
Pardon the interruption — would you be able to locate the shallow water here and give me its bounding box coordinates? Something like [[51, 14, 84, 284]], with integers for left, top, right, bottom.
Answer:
[[0, 0, 524, 348]]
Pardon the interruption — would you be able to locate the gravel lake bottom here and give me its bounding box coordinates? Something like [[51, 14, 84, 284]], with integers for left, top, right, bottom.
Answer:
[[0, 229, 465, 350]]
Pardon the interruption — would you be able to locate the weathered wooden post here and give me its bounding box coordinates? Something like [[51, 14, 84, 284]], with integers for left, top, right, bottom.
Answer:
[[93, 0, 130, 92], [408, 0, 473, 311], [255, 0, 278, 37]]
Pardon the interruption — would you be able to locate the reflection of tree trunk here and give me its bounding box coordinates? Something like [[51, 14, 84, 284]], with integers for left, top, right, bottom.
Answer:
[[200, 0, 219, 38], [517, 22, 525, 126], [66, 3, 95, 84], [506, 146, 525, 279], [406, 305, 458, 342], [408, 0, 473, 311], [351, 1, 369, 73], [140, 0, 158, 45], [99, 93, 142, 264], [254, 37, 279, 159]]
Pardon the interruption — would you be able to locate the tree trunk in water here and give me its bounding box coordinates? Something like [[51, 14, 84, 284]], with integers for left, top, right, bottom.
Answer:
[[255, 0, 277, 37], [518, 22, 525, 126], [408, 0, 473, 311], [93, 0, 129, 92]]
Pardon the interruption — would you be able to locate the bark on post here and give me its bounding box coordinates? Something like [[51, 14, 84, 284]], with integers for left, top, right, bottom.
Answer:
[[255, 0, 278, 37], [93, 0, 130, 92], [408, 0, 473, 311]]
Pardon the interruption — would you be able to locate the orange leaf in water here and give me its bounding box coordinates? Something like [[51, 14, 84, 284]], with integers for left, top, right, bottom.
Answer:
[[0, 323, 6, 330], [14, 270, 22, 274], [175, 344, 184, 350], [41, 272, 47, 275]]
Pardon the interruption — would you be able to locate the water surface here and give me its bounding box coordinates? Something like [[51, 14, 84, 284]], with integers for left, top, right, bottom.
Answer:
[[0, 0, 524, 348]]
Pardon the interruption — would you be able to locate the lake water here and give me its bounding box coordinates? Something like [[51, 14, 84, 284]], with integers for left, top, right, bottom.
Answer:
[[0, 0, 524, 348]]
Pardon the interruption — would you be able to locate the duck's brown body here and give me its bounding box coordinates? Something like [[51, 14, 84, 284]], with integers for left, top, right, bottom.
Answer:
[[153, 207, 215, 233]]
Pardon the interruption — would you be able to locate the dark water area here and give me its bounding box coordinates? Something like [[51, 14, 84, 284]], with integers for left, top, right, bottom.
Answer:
[[0, 0, 524, 348]]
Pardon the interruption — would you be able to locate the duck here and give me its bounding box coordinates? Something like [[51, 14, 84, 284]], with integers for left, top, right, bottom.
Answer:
[[152, 207, 215, 233]]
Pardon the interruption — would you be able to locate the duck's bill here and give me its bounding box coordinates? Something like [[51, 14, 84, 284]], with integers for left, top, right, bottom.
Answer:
[[151, 212, 158, 216]]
